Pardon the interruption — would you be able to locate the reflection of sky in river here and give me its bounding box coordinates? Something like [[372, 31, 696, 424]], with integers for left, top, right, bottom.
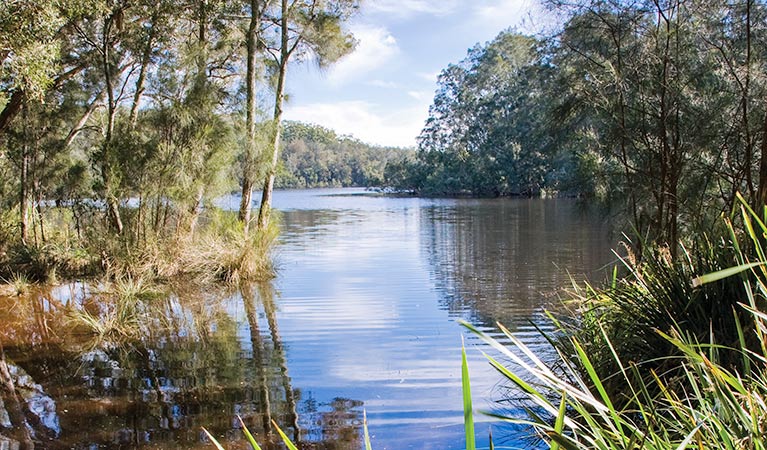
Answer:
[[234, 188, 613, 450], [1, 188, 611, 449]]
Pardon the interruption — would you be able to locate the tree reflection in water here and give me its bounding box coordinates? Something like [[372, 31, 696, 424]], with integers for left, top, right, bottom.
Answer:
[[0, 281, 363, 449]]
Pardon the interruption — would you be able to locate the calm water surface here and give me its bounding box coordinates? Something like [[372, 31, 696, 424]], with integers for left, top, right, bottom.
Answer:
[[0, 188, 614, 449]]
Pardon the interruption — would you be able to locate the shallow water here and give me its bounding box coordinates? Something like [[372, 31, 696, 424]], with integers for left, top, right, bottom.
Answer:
[[0, 188, 614, 449]]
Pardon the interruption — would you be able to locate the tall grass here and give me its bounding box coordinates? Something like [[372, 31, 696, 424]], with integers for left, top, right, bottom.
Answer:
[[189, 210, 278, 283], [455, 195, 767, 449], [0, 206, 278, 286], [552, 228, 764, 409]]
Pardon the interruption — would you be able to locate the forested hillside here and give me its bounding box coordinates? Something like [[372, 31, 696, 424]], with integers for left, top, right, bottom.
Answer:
[[277, 121, 411, 188]]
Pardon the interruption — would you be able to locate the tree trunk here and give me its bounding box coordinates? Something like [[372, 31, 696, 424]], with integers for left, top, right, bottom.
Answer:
[[65, 89, 106, 148], [101, 13, 124, 235], [188, 186, 205, 237], [257, 0, 289, 231], [239, 0, 261, 236], [0, 90, 24, 136], [20, 145, 29, 244], [129, 44, 153, 128]]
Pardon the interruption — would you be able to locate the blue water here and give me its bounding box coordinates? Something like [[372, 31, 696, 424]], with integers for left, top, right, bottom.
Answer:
[[1, 188, 614, 449]]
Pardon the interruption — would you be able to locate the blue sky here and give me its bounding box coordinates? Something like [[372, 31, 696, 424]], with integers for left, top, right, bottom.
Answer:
[[282, 0, 543, 148]]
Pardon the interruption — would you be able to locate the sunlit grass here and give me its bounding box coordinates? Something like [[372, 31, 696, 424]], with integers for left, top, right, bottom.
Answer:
[[453, 194, 767, 449], [7, 273, 31, 296]]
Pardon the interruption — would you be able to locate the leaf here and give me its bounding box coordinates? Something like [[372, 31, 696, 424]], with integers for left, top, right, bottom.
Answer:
[[462, 337, 476, 450], [691, 262, 763, 287], [363, 410, 373, 450], [272, 420, 299, 450], [237, 415, 262, 450], [550, 392, 567, 450], [674, 422, 704, 450], [202, 427, 226, 450]]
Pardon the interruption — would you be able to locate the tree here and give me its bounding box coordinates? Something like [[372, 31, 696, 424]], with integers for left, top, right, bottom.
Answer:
[[255, 0, 358, 230], [550, 0, 767, 250], [239, 0, 272, 235], [417, 31, 555, 197]]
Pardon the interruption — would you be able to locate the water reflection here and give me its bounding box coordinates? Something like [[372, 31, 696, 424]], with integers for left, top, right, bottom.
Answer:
[[422, 199, 613, 326], [0, 281, 363, 449], [1, 189, 614, 449]]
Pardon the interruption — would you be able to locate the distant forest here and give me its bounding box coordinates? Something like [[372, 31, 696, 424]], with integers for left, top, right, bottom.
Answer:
[[276, 121, 410, 189]]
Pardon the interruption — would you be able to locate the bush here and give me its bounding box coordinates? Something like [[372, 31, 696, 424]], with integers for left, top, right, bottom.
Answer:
[[458, 195, 767, 448]]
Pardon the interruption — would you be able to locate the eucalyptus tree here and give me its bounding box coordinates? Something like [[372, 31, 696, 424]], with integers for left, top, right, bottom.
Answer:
[[550, 0, 767, 250], [417, 31, 553, 197], [239, 0, 273, 235], [254, 0, 358, 230]]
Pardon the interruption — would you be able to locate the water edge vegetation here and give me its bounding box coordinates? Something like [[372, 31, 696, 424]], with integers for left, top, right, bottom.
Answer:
[[3, 0, 767, 448]]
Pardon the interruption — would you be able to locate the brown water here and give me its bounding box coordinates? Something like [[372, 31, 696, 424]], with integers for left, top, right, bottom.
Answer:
[[0, 188, 615, 449]]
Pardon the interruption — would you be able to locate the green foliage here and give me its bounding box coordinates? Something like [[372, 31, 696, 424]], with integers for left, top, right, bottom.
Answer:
[[462, 338, 476, 450], [410, 31, 565, 197], [0, 0, 360, 282], [279, 121, 409, 189], [404, 0, 767, 250], [556, 236, 762, 407], [453, 197, 767, 449]]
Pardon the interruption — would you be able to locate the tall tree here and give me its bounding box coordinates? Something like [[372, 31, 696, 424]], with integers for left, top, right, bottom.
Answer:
[[417, 31, 555, 197], [255, 0, 358, 230], [239, 0, 269, 235]]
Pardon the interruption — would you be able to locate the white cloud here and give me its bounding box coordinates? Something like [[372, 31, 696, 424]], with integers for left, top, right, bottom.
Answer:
[[366, 0, 459, 18], [283, 99, 430, 148], [471, 0, 536, 32], [326, 24, 399, 85], [407, 90, 429, 101], [417, 70, 441, 83], [367, 79, 400, 89]]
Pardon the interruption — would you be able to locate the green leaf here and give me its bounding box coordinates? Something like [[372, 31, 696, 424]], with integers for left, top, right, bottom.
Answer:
[[237, 416, 262, 450], [363, 410, 373, 450], [462, 337, 476, 450], [202, 427, 226, 450], [550, 392, 567, 450], [272, 420, 299, 450], [691, 262, 763, 287]]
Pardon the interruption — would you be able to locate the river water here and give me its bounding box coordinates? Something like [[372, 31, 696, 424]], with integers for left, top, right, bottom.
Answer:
[[0, 188, 614, 449]]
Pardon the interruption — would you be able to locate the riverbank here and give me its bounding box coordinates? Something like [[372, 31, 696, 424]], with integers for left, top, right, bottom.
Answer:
[[0, 207, 278, 291]]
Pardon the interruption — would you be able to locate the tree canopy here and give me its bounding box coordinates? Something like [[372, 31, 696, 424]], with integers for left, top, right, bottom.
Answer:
[[0, 0, 358, 280], [388, 0, 767, 249]]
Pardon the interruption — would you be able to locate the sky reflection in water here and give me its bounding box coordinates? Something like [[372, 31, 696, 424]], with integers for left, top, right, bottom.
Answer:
[[0, 188, 614, 449]]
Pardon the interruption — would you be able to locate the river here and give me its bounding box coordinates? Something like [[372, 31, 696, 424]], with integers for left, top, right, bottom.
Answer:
[[0, 188, 614, 449]]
